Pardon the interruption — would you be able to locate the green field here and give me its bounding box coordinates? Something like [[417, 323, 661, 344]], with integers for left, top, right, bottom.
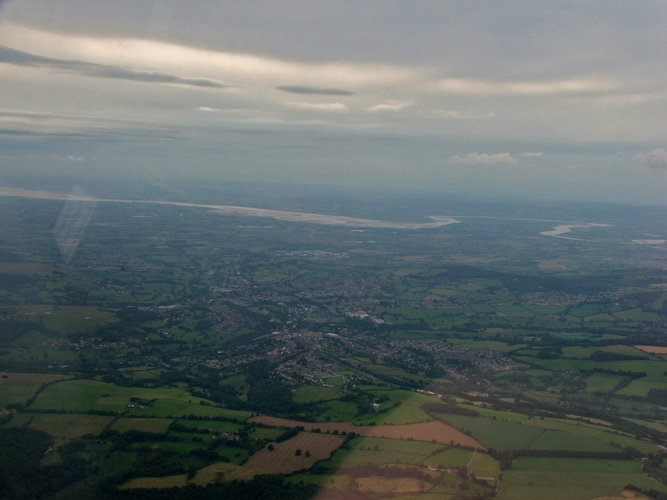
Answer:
[[421, 447, 474, 468], [441, 411, 642, 454], [515, 358, 667, 398], [459, 404, 527, 422], [0, 372, 69, 408], [584, 372, 625, 393], [249, 427, 285, 439], [355, 403, 432, 425], [437, 414, 543, 450], [13, 305, 119, 335], [293, 385, 342, 403], [28, 380, 251, 420], [323, 436, 442, 467], [30, 380, 207, 413], [469, 451, 500, 477], [526, 430, 614, 452], [522, 418, 657, 453], [29, 413, 113, 439], [497, 457, 666, 500]]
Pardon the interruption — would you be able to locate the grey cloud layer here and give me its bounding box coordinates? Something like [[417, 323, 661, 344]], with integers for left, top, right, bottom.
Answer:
[[276, 85, 355, 96], [4, 0, 667, 80], [0, 44, 229, 89], [0, 1, 666, 203]]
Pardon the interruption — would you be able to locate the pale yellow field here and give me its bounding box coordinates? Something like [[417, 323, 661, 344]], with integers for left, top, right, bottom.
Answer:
[[119, 475, 187, 489], [191, 462, 259, 485], [634, 345, 667, 354], [355, 476, 434, 493]]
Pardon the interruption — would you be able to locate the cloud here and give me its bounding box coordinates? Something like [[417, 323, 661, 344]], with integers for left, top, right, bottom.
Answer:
[[0, 44, 229, 89], [437, 78, 618, 96], [368, 100, 413, 112], [0, 24, 418, 89], [638, 149, 667, 169], [431, 110, 462, 118], [66, 155, 83, 161], [448, 152, 519, 165], [285, 102, 347, 111], [276, 85, 355, 96], [522, 152, 544, 157]]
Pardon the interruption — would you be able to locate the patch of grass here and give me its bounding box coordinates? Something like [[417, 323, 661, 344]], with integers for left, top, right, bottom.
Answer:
[[469, 452, 500, 477], [459, 405, 527, 422], [314, 400, 359, 422], [214, 445, 249, 465], [293, 386, 342, 403], [421, 447, 474, 468]]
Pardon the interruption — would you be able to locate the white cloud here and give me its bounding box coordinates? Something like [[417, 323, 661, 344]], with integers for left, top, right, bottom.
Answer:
[[638, 149, 667, 169], [285, 102, 347, 111], [0, 23, 419, 90], [368, 100, 414, 112], [522, 152, 544, 157], [448, 152, 519, 165], [437, 78, 618, 96], [66, 155, 84, 161]]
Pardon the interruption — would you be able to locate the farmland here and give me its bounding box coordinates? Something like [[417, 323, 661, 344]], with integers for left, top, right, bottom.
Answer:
[[497, 457, 667, 500], [249, 416, 485, 448], [0, 372, 69, 408], [2, 192, 667, 499], [245, 432, 345, 474]]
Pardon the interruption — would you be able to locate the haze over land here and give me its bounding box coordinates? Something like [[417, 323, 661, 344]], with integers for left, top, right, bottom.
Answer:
[[2, 3, 667, 500]]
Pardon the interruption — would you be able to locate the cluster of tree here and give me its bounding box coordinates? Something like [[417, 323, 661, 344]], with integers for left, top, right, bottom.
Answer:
[[487, 447, 642, 464], [625, 484, 667, 500], [115, 447, 222, 482], [590, 368, 647, 379], [589, 350, 646, 362], [0, 427, 87, 500], [98, 429, 177, 451], [648, 389, 667, 406], [643, 453, 667, 486], [275, 427, 303, 442], [25, 407, 119, 416], [180, 414, 243, 424], [93, 474, 319, 500], [168, 422, 216, 434]]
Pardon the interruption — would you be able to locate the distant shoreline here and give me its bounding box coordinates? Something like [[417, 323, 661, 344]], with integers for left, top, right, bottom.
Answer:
[[0, 186, 460, 230]]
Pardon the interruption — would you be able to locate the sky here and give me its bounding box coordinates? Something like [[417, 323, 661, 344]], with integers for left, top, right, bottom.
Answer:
[[0, 0, 666, 204]]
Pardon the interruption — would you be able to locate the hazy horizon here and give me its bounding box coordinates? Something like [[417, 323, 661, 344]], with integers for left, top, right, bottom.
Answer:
[[1, 1, 667, 204]]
